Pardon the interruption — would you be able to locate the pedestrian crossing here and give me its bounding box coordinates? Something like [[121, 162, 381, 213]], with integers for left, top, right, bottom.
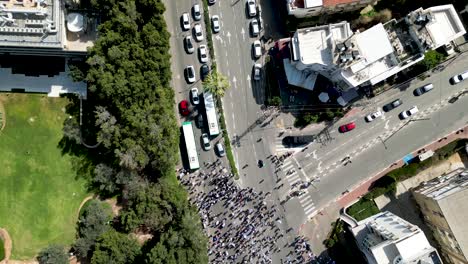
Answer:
[[282, 160, 317, 220], [274, 137, 303, 154]]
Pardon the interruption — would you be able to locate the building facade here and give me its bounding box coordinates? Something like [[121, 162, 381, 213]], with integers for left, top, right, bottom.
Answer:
[[287, 0, 379, 18], [413, 168, 468, 264], [351, 211, 442, 264]]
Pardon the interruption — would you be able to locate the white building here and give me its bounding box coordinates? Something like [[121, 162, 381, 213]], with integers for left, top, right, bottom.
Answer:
[[351, 211, 442, 264], [287, 0, 379, 18], [285, 4, 466, 91]]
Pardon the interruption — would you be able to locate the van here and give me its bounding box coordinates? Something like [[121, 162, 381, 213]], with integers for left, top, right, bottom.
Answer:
[[450, 70, 468, 85]]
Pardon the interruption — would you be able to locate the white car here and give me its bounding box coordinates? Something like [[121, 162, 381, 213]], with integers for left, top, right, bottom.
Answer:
[[208, 0, 216, 4], [365, 110, 382, 122], [450, 70, 468, 85], [253, 63, 261, 80], [247, 0, 256, 17], [190, 87, 199, 105], [216, 142, 226, 157], [202, 133, 211, 150], [211, 15, 220, 33], [399, 106, 418, 119], [181, 12, 190, 31], [250, 18, 259, 37], [252, 40, 261, 59], [184, 36, 194, 54], [198, 45, 208, 63], [192, 4, 201, 21], [193, 23, 204, 41], [185, 65, 196, 83]]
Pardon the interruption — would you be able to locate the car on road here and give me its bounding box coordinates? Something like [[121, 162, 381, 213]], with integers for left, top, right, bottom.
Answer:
[[198, 45, 208, 63], [184, 36, 194, 54], [253, 63, 261, 80], [216, 142, 226, 157], [200, 64, 210, 81], [257, 159, 264, 168], [250, 18, 259, 37], [414, 83, 433, 96], [179, 100, 190, 116], [211, 15, 220, 33], [399, 106, 418, 119], [247, 0, 256, 17], [193, 23, 204, 41], [185, 65, 196, 83], [201, 133, 211, 150], [365, 110, 382, 122], [450, 70, 468, 85], [252, 40, 261, 59], [192, 4, 201, 21], [196, 114, 204, 128], [181, 12, 190, 31], [190, 87, 199, 105], [208, 0, 216, 5], [338, 122, 356, 133], [282, 135, 315, 147], [382, 99, 402, 112]]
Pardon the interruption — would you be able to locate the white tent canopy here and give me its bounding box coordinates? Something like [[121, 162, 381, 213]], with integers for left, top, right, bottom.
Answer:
[[337, 96, 347, 106], [318, 92, 329, 103], [67, 13, 84, 33]]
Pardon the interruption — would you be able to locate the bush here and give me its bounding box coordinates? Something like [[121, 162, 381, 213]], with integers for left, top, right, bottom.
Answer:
[[267, 96, 282, 106], [324, 221, 344, 248], [37, 245, 68, 264], [419, 50, 445, 70]]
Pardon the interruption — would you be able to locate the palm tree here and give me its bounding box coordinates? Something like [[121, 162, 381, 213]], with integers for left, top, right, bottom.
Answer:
[[203, 71, 230, 98]]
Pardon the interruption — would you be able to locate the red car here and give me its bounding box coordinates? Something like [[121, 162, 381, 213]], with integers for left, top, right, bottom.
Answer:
[[339, 122, 356, 133], [179, 100, 190, 116]]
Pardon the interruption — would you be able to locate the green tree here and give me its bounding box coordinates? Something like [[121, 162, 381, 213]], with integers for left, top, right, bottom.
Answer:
[[420, 50, 445, 70], [37, 245, 68, 264], [91, 230, 141, 264], [75, 200, 113, 259], [203, 71, 230, 97]]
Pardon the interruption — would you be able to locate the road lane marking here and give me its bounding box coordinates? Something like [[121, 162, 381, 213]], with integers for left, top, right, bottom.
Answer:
[[240, 27, 245, 41]]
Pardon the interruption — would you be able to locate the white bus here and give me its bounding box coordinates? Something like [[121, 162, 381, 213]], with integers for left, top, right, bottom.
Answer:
[[182, 121, 200, 170], [204, 91, 220, 136]]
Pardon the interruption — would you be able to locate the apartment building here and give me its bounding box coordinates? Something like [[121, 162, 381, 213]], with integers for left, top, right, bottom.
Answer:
[[413, 168, 468, 264], [351, 211, 442, 264], [287, 0, 379, 18]]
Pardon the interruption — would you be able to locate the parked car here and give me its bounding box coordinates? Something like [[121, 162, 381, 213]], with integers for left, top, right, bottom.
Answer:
[[252, 40, 261, 59], [190, 87, 199, 105], [253, 63, 261, 80], [208, 0, 216, 5], [192, 4, 201, 21], [196, 114, 204, 128], [250, 18, 259, 37], [399, 106, 418, 119], [181, 12, 190, 31], [414, 83, 433, 96], [450, 70, 468, 85], [247, 0, 256, 17], [216, 142, 226, 157], [179, 100, 190, 116], [193, 23, 204, 41], [338, 122, 356, 133], [382, 99, 402, 112], [211, 15, 220, 33], [365, 110, 382, 122], [202, 133, 211, 150], [200, 64, 210, 81], [185, 65, 196, 83], [184, 36, 194, 54], [198, 45, 208, 63]]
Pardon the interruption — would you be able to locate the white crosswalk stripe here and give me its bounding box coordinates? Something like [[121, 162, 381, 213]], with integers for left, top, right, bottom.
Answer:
[[297, 192, 317, 220]]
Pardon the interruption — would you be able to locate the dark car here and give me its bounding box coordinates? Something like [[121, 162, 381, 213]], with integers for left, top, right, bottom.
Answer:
[[257, 160, 264, 168], [200, 64, 210, 81], [282, 135, 315, 147], [179, 100, 190, 116], [382, 99, 402, 112], [338, 122, 356, 133], [413, 83, 433, 96], [196, 114, 204, 128]]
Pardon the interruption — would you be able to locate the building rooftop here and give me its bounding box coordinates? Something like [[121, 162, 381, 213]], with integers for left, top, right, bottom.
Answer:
[[323, 0, 360, 7], [352, 211, 442, 264], [414, 168, 468, 200]]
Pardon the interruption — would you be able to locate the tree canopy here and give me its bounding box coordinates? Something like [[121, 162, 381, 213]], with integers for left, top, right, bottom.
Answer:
[[202, 71, 230, 97], [37, 245, 68, 264]]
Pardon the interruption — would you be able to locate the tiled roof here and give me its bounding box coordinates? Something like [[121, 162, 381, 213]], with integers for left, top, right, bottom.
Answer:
[[323, 0, 360, 7]]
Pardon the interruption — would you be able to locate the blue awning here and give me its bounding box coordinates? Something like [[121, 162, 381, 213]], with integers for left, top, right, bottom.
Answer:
[[403, 154, 414, 165]]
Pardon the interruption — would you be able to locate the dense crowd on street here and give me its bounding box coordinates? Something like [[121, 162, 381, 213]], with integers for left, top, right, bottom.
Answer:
[[177, 157, 325, 264]]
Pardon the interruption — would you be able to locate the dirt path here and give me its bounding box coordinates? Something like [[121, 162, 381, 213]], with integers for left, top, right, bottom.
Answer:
[[0, 228, 11, 263], [0, 98, 6, 131], [77, 195, 95, 218]]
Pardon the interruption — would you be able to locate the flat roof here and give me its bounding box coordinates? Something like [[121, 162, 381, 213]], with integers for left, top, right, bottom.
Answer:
[[426, 5, 467, 48], [355, 23, 393, 66], [305, 0, 323, 8], [323, 0, 361, 7]]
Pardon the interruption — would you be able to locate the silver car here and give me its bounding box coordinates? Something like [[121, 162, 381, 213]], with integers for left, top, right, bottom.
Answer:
[[190, 87, 199, 105], [181, 12, 190, 31], [193, 23, 204, 41], [192, 4, 201, 21], [216, 142, 226, 157], [198, 45, 208, 63], [185, 65, 196, 83], [202, 133, 211, 150], [253, 63, 261, 80], [247, 0, 256, 17], [184, 36, 194, 54], [250, 18, 259, 37], [211, 15, 220, 33], [252, 40, 261, 59]]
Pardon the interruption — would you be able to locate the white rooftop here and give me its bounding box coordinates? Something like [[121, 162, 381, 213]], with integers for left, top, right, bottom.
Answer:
[[283, 58, 317, 90], [425, 5, 467, 48], [305, 0, 323, 8], [354, 23, 393, 66]]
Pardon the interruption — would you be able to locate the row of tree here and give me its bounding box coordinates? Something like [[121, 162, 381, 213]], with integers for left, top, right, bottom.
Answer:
[[39, 0, 208, 263]]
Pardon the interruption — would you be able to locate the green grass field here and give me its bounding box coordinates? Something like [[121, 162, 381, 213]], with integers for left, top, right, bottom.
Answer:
[[0, 94, 88, 259]]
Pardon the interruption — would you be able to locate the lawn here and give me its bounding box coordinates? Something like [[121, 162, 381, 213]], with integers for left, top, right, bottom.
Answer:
[[346, 199, 380, 222], [0, 94, 88, 259]]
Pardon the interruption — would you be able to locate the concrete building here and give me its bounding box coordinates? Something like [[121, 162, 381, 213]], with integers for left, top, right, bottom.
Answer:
[[0, 0, 97, 56], [412, 168, 468, 264], [286, 0, 379, 18], [284, 4, 466, 91], [351, 211, 442, 264]]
